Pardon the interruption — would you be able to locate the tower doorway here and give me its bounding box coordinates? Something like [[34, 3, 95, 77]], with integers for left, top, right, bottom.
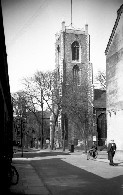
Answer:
[[97, 113, 107, 146]]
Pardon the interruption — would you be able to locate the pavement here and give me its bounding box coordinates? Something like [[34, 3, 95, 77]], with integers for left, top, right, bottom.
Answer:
[[9, 162, 50, 195], [9, 148, 123, 195]]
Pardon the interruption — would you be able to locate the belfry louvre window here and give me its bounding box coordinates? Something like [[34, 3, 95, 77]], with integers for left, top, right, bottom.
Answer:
[[73, 64, 80, 85], [72, 41, 79, 61]]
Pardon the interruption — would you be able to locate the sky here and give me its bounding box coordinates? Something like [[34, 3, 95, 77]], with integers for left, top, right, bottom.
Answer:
[[1, 0, 123, 93]]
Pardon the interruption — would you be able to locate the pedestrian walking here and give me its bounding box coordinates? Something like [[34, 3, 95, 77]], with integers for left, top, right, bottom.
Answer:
[[107, 140, 116, 166]]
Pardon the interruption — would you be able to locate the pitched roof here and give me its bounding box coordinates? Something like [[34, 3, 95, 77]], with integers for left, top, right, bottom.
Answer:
[[105, 4, 123, 55]]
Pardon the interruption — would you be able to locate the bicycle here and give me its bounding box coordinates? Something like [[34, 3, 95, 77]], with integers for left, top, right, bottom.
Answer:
[[3, 155, 19, 186], [87, 148, 98, 160], [8, 163, 19, 185]]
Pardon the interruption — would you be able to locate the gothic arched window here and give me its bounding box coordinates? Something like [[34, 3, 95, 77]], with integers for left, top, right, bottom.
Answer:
[[73, 64, 80, 85], [71, 41, 79, 61]]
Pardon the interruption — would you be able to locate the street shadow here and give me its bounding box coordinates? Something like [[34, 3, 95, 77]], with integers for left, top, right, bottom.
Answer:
[[13, 150, 70, 159], [9, 156, 123, 195]]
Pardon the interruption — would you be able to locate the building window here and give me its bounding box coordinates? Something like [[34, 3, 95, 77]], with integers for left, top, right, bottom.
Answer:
[[71, 41, 79, 61], [73, 64, 80, 85]]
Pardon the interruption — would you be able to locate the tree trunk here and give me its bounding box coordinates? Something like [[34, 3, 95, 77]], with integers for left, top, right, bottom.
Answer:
[[84, 139, 87, 153], [36, 138, 38, 149], [50, 124, 55, 150], [63, 137, 65, 151]]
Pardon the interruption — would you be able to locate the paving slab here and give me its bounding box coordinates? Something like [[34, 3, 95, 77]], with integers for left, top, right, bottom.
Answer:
[[9, 163, 50, 195]]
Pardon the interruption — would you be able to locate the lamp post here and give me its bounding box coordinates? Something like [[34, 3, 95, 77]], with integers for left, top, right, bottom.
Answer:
[[41, 88, 43, 149], [63, 114, 66, 151], [20, 117, 23, 157], [62, 23, 66, 151]]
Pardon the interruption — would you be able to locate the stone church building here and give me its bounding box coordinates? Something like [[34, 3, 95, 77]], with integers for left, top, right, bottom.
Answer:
[[54, 21, 94, 148], [105, 4, 123, 160]]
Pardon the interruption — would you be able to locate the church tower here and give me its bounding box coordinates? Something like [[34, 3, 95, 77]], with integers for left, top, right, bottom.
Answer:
[[55, 21, 93, 148]]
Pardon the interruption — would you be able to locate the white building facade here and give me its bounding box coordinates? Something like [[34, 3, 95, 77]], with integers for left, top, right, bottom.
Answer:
[[105, 4, 123, 160]]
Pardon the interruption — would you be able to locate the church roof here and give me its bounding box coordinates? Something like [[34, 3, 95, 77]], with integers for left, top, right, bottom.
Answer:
[[105, 4, 123, 55]]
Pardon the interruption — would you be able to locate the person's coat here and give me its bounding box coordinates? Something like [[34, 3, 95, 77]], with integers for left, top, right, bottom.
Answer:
[[107, 142, 116, 159]]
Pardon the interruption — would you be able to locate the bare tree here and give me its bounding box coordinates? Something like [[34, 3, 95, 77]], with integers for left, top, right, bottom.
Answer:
[[22, 70, 62, 150], [12, 91, 28, 149], [95, 70, 106, 90], [12, 90, 50, 149]]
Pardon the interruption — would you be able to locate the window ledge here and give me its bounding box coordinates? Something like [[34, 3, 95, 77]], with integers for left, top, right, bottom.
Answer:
[[71, 60, 81, 63]]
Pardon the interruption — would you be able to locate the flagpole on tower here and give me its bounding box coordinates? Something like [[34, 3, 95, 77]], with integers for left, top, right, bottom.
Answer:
[[71, 0, 72, 26]]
